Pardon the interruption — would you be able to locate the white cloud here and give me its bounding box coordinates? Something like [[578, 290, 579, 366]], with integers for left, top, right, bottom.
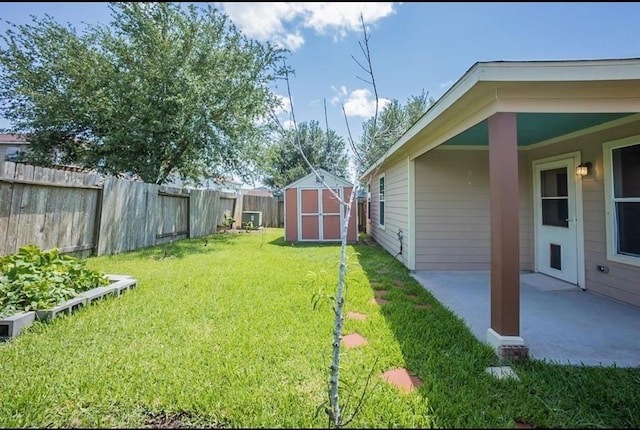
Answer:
[[273, 94, 292, 116], [342, 88, 391, 118], [217, 2, 397, 50], [282, 119, 295, 130]]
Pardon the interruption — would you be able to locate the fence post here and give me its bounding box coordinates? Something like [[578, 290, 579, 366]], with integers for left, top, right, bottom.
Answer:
[[92, 179, 105, 256]]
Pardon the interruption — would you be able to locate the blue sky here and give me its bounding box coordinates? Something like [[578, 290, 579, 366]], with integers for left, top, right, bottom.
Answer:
[[2, 2, 640, 158]]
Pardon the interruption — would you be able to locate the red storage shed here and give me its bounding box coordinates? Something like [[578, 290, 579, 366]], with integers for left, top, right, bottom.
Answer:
[[283, 169, 358, 243]]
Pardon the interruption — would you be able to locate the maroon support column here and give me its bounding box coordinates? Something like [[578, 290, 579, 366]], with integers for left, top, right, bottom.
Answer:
[[488, 112, 520, 338]]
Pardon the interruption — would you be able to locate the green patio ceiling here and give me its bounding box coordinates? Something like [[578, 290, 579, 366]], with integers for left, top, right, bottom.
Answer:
[[443, 112, 634, 146]]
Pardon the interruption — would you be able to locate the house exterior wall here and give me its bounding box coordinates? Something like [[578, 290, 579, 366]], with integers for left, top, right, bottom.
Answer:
[[368, 159, 409, 267], [526, 118, 640, 307], [412, 149, 533, 271]]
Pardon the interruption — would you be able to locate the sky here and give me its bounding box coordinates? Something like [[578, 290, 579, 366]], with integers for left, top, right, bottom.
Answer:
[[2, 2, 640, 181]]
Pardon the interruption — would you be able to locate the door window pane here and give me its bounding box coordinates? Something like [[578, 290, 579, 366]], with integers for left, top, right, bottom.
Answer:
[[541, 168, 568, 228], [542, 200, 569, 227], [541, 168, 568, 197]]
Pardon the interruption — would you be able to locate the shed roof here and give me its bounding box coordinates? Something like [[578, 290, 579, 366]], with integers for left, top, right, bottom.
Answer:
[[283, 168, 353, 190]]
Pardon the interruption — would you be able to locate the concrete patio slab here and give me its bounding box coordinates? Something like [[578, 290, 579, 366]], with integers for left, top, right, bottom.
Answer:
[[411, 270, 640, 368]]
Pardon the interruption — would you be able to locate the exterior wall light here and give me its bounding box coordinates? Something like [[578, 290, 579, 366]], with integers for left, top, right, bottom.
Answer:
[[576, 162, 592, 176]]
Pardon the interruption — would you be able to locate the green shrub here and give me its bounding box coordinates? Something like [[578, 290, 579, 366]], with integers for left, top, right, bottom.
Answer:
[[0, 245, 109, 318]]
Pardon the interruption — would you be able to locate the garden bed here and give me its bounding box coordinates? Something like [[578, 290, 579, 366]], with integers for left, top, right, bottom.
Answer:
[[0, 274, 137, 341]]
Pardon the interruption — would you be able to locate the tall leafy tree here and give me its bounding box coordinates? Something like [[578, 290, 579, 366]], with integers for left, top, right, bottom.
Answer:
[[355, 90, 433, 172], [261, 120, 349, 191], [0, 2, 288, 184]]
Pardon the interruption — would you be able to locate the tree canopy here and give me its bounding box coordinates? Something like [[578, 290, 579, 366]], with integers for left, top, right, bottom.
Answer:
[[0, 2, 288, 184], [260, 120, 349, 191], [355, 89, 433, 173]]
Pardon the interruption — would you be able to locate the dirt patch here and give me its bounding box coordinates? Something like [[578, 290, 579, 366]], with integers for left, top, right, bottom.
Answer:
[[142, 411, 228, 429]]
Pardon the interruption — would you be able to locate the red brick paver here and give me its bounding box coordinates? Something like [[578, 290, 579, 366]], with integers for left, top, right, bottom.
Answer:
[[370, 297, 388, 306], [347, 311, 367, 321], [381, 368, 423, 393], [342, 333, 368, 349]]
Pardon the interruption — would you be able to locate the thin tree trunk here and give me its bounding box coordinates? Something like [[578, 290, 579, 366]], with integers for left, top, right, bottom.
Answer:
[[328, 183, 357, 427]]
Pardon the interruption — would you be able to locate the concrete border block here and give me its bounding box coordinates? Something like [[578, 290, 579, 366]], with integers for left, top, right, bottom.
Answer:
[[109, 278, 138, 295], [0, 311, 36, 340], [36, 296, 88, 321], [78, 286, 117, 304]]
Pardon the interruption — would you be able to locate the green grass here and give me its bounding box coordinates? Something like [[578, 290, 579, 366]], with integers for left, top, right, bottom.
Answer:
[[0, 228, 638, 428]]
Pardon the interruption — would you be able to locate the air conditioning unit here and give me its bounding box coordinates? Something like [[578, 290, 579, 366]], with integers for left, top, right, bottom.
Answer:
[[241, 211, 262, 228]]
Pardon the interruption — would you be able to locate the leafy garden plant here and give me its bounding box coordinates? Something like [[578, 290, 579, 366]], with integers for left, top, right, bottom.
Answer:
[[0, 245, 109, 318]]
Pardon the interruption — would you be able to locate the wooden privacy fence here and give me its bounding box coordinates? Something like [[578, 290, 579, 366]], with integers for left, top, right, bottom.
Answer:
[[0, 161, 282, 258]]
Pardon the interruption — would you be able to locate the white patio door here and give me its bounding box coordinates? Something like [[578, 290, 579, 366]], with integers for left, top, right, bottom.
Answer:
[[533, 157, 579, 284]]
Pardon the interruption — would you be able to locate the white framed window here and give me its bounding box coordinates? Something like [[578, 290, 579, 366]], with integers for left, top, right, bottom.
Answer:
[[603, 137, 640, 267], [5, 146, 21, 161], [378, 174, 385, 229]]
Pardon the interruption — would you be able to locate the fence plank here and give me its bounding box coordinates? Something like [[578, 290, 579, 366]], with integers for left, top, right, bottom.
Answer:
[[42, 168, 62, 251], [30, 166, 48, 249], [144, 183, 158, 248], [0, 181, 14, 255], [4, 183, 24, 255]]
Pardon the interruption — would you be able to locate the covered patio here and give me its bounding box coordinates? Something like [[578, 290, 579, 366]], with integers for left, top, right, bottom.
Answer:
[[411, 270, 640, 368]]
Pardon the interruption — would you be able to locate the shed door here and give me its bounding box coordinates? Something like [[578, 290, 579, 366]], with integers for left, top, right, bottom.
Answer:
[[300, 189, 319, 240], [322, 188, 342, 240], [299, 187, 343, 241]]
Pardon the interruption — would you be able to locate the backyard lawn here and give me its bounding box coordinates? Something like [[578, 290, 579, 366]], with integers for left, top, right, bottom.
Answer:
[[0, 228, 638, 428]]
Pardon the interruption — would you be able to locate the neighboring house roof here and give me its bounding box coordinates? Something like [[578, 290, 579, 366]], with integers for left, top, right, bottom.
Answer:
[[244, 188, 274, 197], [0, 134, 28, 144], [361, 57, 640, 180], [283, 168, 353, 189]]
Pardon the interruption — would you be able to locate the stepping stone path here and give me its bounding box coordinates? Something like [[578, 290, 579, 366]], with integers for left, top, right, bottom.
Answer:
[[357, 287, 425, 395], [381, 368, 423, 393], [370, 297, 389, 306], [346, 311, 367, 321], [342, 333, 368, 349], [406, 294, 419, 300], [414, 303, 432, 310]]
